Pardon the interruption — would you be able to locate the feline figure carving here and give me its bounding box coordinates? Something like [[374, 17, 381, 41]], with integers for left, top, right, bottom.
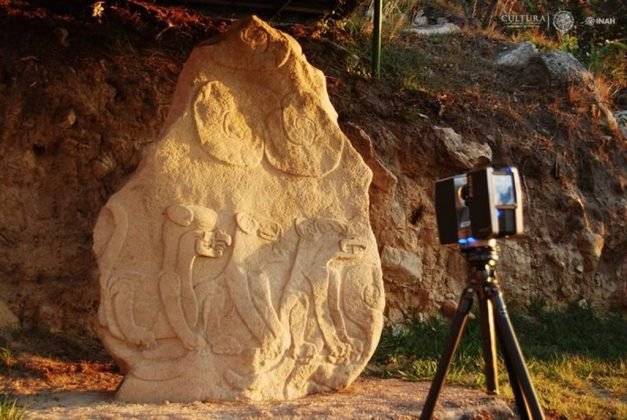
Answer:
[[206, 212, 284, 357], [159, 204, 232, 350], [279, 218, 366, 364], [95, 202, 231, 352], [95, 201, 156, 348]]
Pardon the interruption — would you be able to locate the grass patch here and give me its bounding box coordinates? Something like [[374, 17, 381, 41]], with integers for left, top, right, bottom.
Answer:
[[369, 304, 627, 419], [0, 397, 25, 420]]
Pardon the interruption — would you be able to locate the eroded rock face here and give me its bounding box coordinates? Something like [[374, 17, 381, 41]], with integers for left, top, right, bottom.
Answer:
[[92, 17, 384, 402]]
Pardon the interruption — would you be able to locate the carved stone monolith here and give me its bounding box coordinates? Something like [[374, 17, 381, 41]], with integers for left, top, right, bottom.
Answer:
[[93, 16, 385, 402]]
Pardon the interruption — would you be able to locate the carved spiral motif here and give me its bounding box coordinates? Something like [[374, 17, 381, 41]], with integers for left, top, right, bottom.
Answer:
[[363, 283, 382, 309], [239, 23, 290, 68], [282, 106, 317, 146], [264, 92, 344, 177], [193, 81, 263, 168], [241, 26, 269, 51], [223, 112, 253, 143]]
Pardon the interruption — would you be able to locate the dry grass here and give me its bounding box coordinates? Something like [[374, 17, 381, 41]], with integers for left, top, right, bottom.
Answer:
[[0, 397, 25, 420], [0, 328, 121, 396], [510, 29, 561, 51]]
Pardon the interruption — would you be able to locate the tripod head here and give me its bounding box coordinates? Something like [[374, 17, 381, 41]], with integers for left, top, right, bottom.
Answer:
[[460, 239, 498, 286]]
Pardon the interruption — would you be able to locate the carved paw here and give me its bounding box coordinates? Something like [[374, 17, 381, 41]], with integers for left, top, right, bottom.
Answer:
[[224, 369, 257, 392], [181, 334, 207, 351], [258, 340, 282, 364], [349, 338, 364, 361], [327, 341, 352, 364], [212, 336, 244, 355], [129, 328, 157, 349], [289, 342, 316, 364]]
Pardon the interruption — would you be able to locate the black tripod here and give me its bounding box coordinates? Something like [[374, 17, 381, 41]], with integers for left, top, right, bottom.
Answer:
[[420, 242, 545, 420]]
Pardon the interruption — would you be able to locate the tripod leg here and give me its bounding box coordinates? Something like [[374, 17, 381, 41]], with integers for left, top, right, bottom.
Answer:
[[478, 294, 498, 394], [496, 317, 531, 420], [490, 288, 545, 420], [420, 287, 475, 420]]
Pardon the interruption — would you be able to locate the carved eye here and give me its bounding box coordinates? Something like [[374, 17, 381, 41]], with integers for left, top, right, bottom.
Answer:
[[235, 213, 259, 235]]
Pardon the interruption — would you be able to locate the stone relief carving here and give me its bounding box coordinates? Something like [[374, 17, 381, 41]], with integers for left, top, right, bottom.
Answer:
[[193, 80, 344, 177], [280, 218, 365, 365], [265, 92, 345, 177], [193, 81, 263, 168], [95, 203, 232, 353], [205, 212, 284, 358], [212, 20, 291, 70], [95, 202, 156, 349], [159, 204, 232, 350], [93, 16, 384, 403]]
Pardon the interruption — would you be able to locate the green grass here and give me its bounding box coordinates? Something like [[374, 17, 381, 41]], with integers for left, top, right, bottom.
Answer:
[[0, 398, 25, 420], [369, 303, 627, 419]]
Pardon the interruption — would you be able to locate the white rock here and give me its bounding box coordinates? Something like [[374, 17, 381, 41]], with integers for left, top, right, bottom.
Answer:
[[537, 52, 592, 85], [614, 110, 627, 137], [411, 9, 428, 26], [496, 42, 538, 67], [433, 126, 492, 168], [412, 16, 429, 26], [381, 246, 422, 280], [405, 23, 460, 36]]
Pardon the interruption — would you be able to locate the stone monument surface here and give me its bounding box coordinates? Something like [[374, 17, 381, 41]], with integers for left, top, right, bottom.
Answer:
[[93, 16, 385, 402]]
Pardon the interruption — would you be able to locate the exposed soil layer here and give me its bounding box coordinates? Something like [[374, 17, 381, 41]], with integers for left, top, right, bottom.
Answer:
[[0, 3, 625, 337]]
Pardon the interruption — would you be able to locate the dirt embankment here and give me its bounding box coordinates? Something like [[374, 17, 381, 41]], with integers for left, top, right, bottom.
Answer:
[[0, 3, 624, 336]]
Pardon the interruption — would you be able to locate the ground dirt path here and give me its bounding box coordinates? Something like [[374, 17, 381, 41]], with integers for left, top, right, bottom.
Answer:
[[18, 378, 514, 419]]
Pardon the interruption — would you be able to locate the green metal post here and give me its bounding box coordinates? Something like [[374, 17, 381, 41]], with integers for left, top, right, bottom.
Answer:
[[372, 0, 382, 78]]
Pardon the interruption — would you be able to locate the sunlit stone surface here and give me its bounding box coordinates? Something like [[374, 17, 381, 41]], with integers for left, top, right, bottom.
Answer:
[[92, 16, 385, 402]]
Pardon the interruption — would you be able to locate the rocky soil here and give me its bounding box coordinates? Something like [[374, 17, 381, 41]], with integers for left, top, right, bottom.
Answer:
[[0, 324, 511, 418], [0, 2, 624, 335], [17, 378, 514, 419]]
